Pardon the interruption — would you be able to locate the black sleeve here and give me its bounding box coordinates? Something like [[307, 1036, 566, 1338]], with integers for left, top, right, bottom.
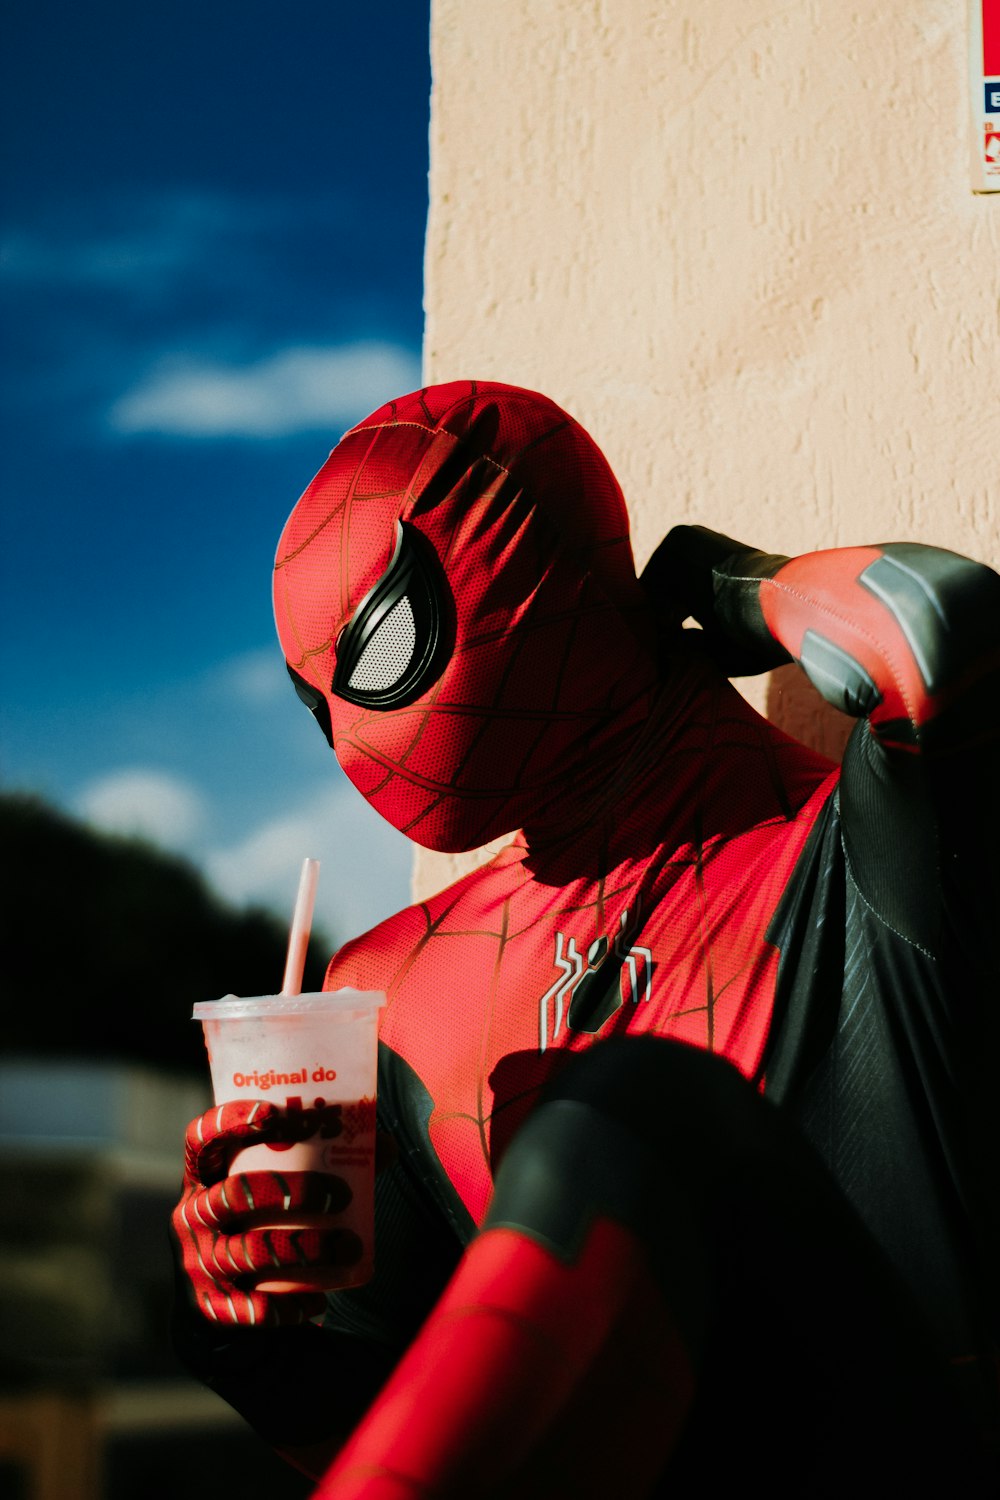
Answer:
[[170, 1273, 393, 1449], [746, 541, 1000, 1406], [827, 544, 1000, 961]]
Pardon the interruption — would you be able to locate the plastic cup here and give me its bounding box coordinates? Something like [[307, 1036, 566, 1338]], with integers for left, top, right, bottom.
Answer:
[[192, 989, 386, 1291]]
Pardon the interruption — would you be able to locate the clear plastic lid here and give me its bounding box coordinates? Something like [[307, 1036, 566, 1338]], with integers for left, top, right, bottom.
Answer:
[[192, 989, 387, 1020]]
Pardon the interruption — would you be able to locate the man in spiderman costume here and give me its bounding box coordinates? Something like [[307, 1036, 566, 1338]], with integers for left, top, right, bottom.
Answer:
[[172, 381, 999, 1496]]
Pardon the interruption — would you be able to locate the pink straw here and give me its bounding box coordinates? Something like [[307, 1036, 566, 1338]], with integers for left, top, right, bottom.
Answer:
[[281, 857, 320, 996]]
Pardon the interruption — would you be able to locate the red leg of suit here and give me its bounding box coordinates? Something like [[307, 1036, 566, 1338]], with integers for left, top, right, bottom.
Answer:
[[312, 1218, 696, 1499]]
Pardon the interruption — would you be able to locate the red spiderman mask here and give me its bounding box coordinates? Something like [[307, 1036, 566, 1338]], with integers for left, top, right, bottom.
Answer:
[[273, 381, 659, 853]]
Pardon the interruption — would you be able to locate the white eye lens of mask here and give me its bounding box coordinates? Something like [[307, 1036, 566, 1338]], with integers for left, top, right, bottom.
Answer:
[[346, 596, 417, 692]]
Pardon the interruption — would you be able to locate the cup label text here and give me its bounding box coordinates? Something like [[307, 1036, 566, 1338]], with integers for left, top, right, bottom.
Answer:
[[231, 1065, 339, 1089]]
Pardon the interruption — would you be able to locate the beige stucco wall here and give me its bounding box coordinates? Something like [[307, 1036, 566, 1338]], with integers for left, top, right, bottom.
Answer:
[[418, 0, 999, 896]]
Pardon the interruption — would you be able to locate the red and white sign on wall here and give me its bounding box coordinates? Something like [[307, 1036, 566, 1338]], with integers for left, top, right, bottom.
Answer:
[[972, 0, 1000, 190]]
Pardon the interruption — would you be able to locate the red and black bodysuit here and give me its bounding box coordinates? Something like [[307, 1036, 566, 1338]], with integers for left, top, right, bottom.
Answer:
[[173, 382, 1000, 1496]]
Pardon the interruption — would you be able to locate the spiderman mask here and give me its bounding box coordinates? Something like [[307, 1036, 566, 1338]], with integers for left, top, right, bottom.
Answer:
[[273, 381, 659, 853]]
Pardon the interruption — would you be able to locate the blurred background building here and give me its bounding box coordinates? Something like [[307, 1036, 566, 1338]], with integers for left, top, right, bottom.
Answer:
[[0, 796, 333, 1497]]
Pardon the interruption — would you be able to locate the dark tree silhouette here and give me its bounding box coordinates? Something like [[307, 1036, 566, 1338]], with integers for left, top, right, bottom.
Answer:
[[0, 793, 335, 1074]]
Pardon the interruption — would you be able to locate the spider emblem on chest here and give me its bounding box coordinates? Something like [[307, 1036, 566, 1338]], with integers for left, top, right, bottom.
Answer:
[[538, 901, 654, 1052]]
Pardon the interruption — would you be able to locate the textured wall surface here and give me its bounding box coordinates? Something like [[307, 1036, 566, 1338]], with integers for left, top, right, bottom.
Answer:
[[418, 0, 999, 895]]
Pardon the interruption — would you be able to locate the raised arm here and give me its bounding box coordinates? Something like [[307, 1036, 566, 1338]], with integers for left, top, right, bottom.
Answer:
[[642, 525, 1000, 753], [642, 525, 1000, 958]]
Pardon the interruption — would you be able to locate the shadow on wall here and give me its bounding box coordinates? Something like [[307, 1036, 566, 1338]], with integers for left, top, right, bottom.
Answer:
[[766, 664, 855, 765]]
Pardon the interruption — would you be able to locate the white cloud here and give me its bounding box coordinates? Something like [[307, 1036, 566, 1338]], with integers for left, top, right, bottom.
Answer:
[[204, 782, 413, 948], [107, 340, 422, 439], [2, 224, 194, 290], [75, 768, 207, 846], [70, 761, 412, 949], [206, 812, 317, 911], [0, 191, 286, 291], [63, 704, 414, 950], [206, 648, 290, 706]]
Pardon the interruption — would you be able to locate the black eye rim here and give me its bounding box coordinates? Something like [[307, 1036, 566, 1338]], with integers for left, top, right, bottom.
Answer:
[[286, 663, 334, 747], [330, 520, 454, 711]]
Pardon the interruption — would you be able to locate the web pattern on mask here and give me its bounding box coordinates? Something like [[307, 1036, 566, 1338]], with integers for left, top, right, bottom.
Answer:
[[275, 382, 643, 852]]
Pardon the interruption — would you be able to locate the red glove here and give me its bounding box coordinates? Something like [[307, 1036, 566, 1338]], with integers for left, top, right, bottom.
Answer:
[[171, 1099, 363, 1328]]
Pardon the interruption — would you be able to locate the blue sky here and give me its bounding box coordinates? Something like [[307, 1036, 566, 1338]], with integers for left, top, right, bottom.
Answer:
[[0, 1, 430, 948]]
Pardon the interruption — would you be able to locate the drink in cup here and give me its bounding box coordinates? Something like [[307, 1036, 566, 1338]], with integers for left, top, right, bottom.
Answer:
[[193, 989, 386, 1292]]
